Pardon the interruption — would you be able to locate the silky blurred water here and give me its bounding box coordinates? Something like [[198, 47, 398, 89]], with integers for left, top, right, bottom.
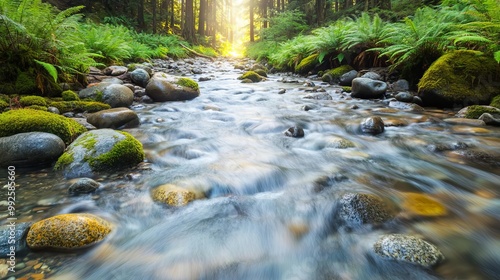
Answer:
[[1, 59, 499, 279]]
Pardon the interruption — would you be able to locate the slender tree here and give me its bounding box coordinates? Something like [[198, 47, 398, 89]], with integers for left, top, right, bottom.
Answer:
[[183, 0, 196, 41]]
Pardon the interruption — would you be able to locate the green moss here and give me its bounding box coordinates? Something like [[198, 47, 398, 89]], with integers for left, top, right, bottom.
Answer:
[[62, 90, 80, 101], [322, 65, 355, 83], [464, 105, 500, 119], [88, 131, 145, 171], [49, 101, 111, 113], [176, 78, 199, 91], [95, 90, 104, 102], [254, 69, 268, 77], [20, 96, 47, 107], [418, 50, 500, 107], [0, 109, 86, 144], [490, 95, 500, 108], [342, 86, 352, 93], [295, 53, 319, 74], [238, 71, 263, 83], [0, 94, 9, 102], [15, 71, 38, 95], [0, 99, 8, 111], [54, 152, 74, 170], [28, 105, 48, 111]]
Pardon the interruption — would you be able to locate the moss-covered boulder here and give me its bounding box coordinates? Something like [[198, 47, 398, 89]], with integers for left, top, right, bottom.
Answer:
[[151, 184, 203, 206], [238, 71, 264, 83], [456, 105, 500, 119], [26, 213, 112, 250], [19, 96, 47, 107], [490, 95, 500, 108], [0, 109, 86, 144], [54, 129, 145, 178], [295, 53, 319, 74], [146, 76, 200, 102], [418, 50, 500, 108], [321, 65, 354, 84], [49, 101, 111, 114], [54, 129, 144, 178], [62, 90, 80, 101]]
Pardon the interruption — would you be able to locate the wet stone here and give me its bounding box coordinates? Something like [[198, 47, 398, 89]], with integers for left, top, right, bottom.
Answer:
[[338, 193, 394, 226], [284, 126, 305, 138], [360, 116, 385, 135], [373, 234, 444, 267], [68, 178, 100, 195]]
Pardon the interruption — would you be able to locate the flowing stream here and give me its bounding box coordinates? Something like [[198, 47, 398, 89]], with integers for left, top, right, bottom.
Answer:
[[1, 58, 500, 280]]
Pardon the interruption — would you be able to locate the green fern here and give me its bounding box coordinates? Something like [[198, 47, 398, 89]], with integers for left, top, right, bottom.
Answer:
[[34, 59, 57, 82]]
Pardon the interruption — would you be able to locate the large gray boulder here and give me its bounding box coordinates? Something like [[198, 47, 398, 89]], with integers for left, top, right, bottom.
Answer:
[[86, 107, 139, 129], [54, 129, 145, 179], [351, 78, 387, 99], [79, 83, 134, 108], [339, 70, 358, 86], [146, 76, 200, 102], [373, 234, 444, 267], [0, 132, 65, 167]]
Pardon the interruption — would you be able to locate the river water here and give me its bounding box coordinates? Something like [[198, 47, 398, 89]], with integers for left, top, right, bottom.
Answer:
[[2, 58, 500, 279]]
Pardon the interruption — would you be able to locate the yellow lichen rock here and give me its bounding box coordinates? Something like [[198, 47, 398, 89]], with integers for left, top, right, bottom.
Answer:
[[26, 213, 112, 250], [151, 184, 198, 206], [402, 193, 448, 217]]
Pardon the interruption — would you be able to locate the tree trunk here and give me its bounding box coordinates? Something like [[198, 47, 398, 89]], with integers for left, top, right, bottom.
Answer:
[[170, 0, 175, 32], [198, 0, 206, 36], [249, 0, 255, 42], [182, 0, 196, 42], [152, 0, 157, 33], [137, 0, 145, 31]]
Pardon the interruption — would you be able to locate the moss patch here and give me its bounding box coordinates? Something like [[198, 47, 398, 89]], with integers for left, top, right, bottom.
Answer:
[[238, 71, 263, 83], [62, 90, 80, 101], [176, 77, 199, 91], [27, 105, 48, 111], [26, 213, 112, 250], [88, 131, 145, 171], [49, 101, 111, 113], [0, 99, 8, 111], [0, 109, 86, 144], [490, 95, 500, 108], [342, 86, 352, 93], [295, 53, 319, 74], [418, 50, 500, 108], [464, 105, 500, 119], [54, 152, 74, 170], [20, 96, 47, 107], [322, 65, 354, 82]]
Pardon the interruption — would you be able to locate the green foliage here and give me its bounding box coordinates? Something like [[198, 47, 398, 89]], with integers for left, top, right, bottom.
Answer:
[[49, 101, 111, 113], [270, 35, 316, 70], [0, 0, 99, 94], [306, 21, 351, 64], [464, 105, 500, 118], [0, 99, 9, 111], [61, 90, 79, 101], [176, 78, 199, 90], [19, 95, 47, 106], [0, 108, 86, 143], [78, 23, 133, 63], [343, 13, 390, 68], [15, 71, 38, 95], [132, 32, 188, 59], [260, 10, 308, 42], [192, 45, 218, 57], [246, 41, 280, 61]]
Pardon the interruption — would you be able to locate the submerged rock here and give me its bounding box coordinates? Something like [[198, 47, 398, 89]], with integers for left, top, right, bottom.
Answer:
[[360, 116, 385, 135], [401, 192, 448, 217], [284, 126, 305, 138], [338, 193, 395, 225], [0, 222, 31, 255], [26, 213, 112, 250], [151, 184, 200, 206], [373, 234, 444, 267], [68, 178, 101, 195]]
